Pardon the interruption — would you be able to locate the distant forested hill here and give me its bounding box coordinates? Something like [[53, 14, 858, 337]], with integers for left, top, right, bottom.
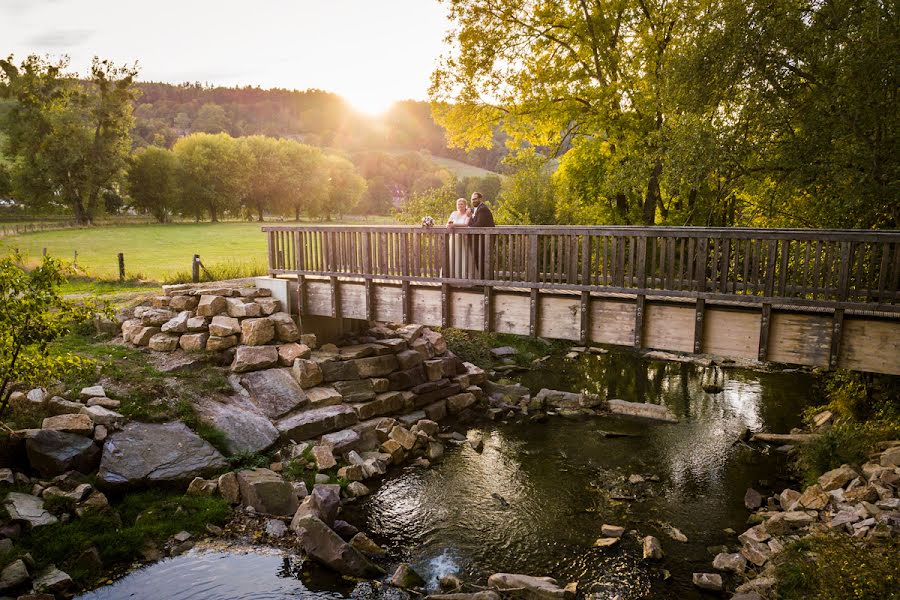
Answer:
[[131, 82, 506, 172]]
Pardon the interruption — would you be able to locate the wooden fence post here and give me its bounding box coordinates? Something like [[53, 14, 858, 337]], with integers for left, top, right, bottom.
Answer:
[[118, 253, 125, 282], [192, 254, 200, 283]]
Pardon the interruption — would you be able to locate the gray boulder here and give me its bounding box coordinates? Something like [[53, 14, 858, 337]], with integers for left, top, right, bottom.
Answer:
[[3, 492, 58, 528], [231, 345, 279, 373], [291, 485, 341, 528], [25, 430, 100, 477], [236, 468, 299, 516], [391, 563, 426, 588], [487, 573, 566, 600], [240, 368, 308, 419], [98, 422, 227, 487], [194, 396, 278, 454], [293, 515, 383, 578]]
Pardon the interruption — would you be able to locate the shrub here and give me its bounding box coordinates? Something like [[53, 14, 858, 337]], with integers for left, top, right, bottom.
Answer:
[[797, 421, 899, 486], [775, 534, 899, 600]]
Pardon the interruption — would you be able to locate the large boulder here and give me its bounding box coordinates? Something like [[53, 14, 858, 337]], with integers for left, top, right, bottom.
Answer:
[[333, 379, 375, 403], [209, 315, 242, 337], [3, 492, 58, 528], [241, 318, 275, 346], [236, 468, 299, 516], [293, 514, 383, 578], [240, 368, 308, 419], [817, 465, 857, 491], [41, 413, 93, 436], [148, 332, 180, 352], [276, 405, 358, 441], [231, 345, 279, 373], [291, 359, 324, 388], [607, 399, 678, 423], [196, 295, 227, 317], [354, 354, 400, 378], [194, 396, 279, 454], [25, 430, 100, 477], [290, 485, 341, 527], [98, 422, 227, 487], [269, 312, 300, 342], [534, 389, 603, 410]]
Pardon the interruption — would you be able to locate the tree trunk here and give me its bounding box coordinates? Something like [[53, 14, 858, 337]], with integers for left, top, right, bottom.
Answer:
[[210, 204, 218, 223], [642, 160, 663, 225], [615, 193, 628, 220], [257, 204, 264, 222], [295, 206, 301, 221], [72, 199, 87, 226]]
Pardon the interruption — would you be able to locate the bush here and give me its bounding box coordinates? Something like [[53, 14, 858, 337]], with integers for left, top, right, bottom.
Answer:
[[797, 421, 898, 486], [775, 534, 899, 600]]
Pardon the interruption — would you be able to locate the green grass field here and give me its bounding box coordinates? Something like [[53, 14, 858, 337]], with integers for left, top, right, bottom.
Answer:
[[431, 155, 502, 179], [2, 222, 276, 282]]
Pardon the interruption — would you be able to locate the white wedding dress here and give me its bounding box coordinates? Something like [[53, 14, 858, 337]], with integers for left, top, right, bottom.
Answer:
[[448, 210, 472, 278]]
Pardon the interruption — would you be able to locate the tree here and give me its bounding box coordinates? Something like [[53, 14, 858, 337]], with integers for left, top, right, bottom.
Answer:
[[192, 102, 229, 134], [322, 154, 366, 219], [279, 141, 329, 221], [0, 253, 102, 419], [172, 133, 250, 222], [494, 155, 557, 225], [241, 135, 285, 222], [0, 55, 138, 225], [127, 146, 180, 223], [393, 183, 458, 225]]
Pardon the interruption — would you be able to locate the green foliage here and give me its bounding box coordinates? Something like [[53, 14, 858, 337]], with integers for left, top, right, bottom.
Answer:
[[439, 327, 563, 369], [0, 55, 138, 224], [0, 253, 107, 416], [172, 133, 251, 222], [9, 491, 230, 584], [394, 183, 459, 225], [280, 458, 307, 482], [432, 0, 900, 229], [227, 451, 271, 470], [127, 146, 180, 222], [775, 534, 899, 600], [494, 156, 557, 225], [797, 421, 898, 486]]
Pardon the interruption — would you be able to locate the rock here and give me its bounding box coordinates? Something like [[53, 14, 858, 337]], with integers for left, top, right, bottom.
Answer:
[[207, 335, 238, 351], [779, 488, 802, 511], [179, 332, 209, 352], [79, 385, 105, 400], [236, 468, 299, 516], [131, 326, 161, 346], [389, 425, 417, 450], [86, 397, 120, 409], [735, 577, 776, 596], [664, 525, 688, 542], [490, 346, 518, 358], [381, 439, 406, 464], [196, 295, 227, 317], [818, 464, 858, 491], [241, 318, 275, 346], [740, 539, 771, 567], [880, 445, 900, 467], [332, 519, 359, 540], [148, 332, 180, 352], [41, 413, 93, 436], [744, 487, 763, 509], [321, 360, 360, 382], [47, 397, 84, 416], [269, 312, 300, 342], [195, 396, 278, 454], [321, 429, 360, 454], [388, 365, 427, 390], [812, 410, 833, 429], [80, 405, 125, 429], [712, 552, 746, 574], [750, 432, 819, 444], [231, 345, 279, 373], [186, 315, 208, 332], [161, 311, 191, 333], [333, 379, 376, 403], [265, 518, 288, 538], [306, 386, 343, 408], [797, 483, 829, 509], [293, 515, 383, 577], [447, 392, 477, 414], [346, 481, 370, 497], [226, 298, 261, 318], [25, 430, 100, 477], [278, 343, 311, 366], [186, 477, 217, 496], [354, 354, 400, 379], [98, 422, 227, 487], [169, 294, 200, 312], [487, 573, 566, 600], [350, 532, 383, 555], [0, 559, 29, 590], [391, 563, 426, 589], [692, 573, 723, 592], [257, 297, 280, 315], [765, 511, 814, 535], [593, 537, 619, 548], [601, 524, 624, 538], [3, 493, 57, 528], [209, 315, 241, 337], [240, 368, 308, 419], [312, 446, 337, 470], [276, 404, 358, 441], [607, 399, 678, 423], [141, 308, 176, 326], [642, 536, 663, 560], [291, 485, 341, 527], [354, 392, 404, 420], [218, 472, 241, 504], [428, 441, 445, 461], [291, 359, 324, 389]]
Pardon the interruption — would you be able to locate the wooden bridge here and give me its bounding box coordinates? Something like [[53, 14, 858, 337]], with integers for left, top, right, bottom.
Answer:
[[262, 225, 900, 375]]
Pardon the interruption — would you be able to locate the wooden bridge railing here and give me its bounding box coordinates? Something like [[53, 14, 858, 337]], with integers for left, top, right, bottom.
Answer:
[[262, 226, 900, 315]]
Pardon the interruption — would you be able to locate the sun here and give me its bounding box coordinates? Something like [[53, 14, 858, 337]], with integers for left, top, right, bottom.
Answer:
[[342, 89, 397, 117]]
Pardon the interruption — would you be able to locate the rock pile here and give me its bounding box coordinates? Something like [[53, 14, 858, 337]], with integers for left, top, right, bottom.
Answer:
[[705, 443, 900, 598]]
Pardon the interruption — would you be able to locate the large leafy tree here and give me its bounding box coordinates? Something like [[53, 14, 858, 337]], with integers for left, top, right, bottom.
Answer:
[[172, 133, 250, 222], [279, 140, 329, 221], [0, 55, 138, 225], [241, 135, 285, 222], [127, 146, 180, 222], [322, 154, 367, 219]]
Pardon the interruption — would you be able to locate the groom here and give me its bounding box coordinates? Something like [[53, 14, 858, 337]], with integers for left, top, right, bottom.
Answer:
[[467, 192, 494, 278]]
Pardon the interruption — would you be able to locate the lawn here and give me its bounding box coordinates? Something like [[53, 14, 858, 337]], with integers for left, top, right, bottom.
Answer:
[[431, 155, 502, 179]]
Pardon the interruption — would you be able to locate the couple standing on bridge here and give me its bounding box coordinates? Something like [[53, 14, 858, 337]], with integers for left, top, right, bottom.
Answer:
[[445, 191, 494, 279]]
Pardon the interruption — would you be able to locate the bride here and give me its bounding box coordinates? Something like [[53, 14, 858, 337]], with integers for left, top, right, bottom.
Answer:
[[447, 197, 472, 278]]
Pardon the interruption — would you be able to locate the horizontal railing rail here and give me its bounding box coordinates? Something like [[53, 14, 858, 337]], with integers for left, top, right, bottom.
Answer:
[[262, 225, 900, 314]]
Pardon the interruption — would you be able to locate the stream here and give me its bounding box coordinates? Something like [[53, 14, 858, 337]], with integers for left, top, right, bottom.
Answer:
[[78, 351, 815, 600]]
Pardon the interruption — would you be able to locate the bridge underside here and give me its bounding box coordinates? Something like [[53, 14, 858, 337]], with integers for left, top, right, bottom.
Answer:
[[278, 275, 900, 376]]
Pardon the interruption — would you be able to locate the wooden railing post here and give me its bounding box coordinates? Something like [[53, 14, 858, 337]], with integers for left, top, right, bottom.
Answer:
[[829, 241, 853, 368], [400, 232, 410, 323], [634, 237, 648, 348], [528, 234, 539, 337]]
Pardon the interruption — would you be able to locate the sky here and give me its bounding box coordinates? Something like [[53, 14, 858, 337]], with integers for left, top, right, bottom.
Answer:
[[0, 0, 451, 114]]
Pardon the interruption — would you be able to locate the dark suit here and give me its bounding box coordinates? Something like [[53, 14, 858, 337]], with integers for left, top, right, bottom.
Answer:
[[467, 203, 494, 277]]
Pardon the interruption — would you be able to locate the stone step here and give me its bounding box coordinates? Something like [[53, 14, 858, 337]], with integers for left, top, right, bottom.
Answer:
[[276, 405, 359, 442]]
